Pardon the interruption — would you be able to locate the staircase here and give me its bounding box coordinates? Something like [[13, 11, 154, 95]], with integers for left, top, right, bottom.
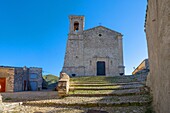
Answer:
[[24, 76, 152, 113], [68, 76, 151, 112]]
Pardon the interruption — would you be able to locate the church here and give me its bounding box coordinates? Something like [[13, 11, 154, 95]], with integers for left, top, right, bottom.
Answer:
[[62, 15, 125, 76]]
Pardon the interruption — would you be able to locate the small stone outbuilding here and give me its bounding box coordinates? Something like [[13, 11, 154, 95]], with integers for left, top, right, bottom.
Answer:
[[0, 66, 43, 92], [132, 59, 149, 75], [62, 15, 125, 77]]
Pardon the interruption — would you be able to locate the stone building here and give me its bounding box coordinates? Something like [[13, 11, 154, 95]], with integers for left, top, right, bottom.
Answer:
[[132, 59, 149, 75], [145, 0, 170, 113], [62, 15, 125, 76], [0, 66, 43, 92]]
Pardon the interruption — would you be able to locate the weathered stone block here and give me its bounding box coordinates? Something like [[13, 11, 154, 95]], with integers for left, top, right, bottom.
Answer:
[[57, 73, 70, 97]]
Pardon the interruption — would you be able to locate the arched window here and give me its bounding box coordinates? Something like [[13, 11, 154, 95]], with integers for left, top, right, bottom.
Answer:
[[74, 21, 79, 32]]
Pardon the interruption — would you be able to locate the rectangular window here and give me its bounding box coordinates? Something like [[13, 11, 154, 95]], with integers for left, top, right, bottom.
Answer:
[[30, 73, 38, 79]]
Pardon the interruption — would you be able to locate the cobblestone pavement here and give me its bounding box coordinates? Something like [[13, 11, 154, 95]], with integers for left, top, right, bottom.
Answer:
[[6, 105, 148, 113], [1, 91, 58, 102], [24, 95, 149, 105]]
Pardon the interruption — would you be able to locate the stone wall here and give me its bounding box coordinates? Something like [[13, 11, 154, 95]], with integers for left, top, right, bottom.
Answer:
[[0, 66, 43, 92], [83, 26, 123, 76], [14, 67, 29, 92], [29, 67, 43, 90], [145, 0, 170, 113]]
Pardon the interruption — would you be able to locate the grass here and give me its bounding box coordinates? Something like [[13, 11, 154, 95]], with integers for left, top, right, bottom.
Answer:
[[43, 74, 59, 84], [144, 95, 154, 113], [4, 97, 12, 100], [145, 106, 155, 113]]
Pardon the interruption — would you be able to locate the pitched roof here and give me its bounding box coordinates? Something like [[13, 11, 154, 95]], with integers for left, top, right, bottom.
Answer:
[[83, 25, 123, 36]]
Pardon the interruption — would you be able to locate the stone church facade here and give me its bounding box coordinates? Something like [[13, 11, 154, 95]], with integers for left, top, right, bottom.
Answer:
[[62, 15, 125, 76]]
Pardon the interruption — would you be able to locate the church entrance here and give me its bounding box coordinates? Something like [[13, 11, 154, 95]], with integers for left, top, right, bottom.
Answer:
[[97, 61, 106, 76]]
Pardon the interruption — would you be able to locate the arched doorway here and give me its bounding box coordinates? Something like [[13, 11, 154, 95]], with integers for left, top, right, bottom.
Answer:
[[97, 61, 106, 76]]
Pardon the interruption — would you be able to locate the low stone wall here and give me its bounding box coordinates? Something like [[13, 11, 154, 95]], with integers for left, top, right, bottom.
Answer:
[[57, 73, 70, 97]]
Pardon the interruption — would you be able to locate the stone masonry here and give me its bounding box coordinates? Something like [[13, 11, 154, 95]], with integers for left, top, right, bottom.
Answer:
[[132, 59, 149, 75], [145, 0, 170, 113], [57, 73, 70, 97], [62, 15, 125, 77], [0, 67, 15, 92], [0, 66, 43, 92], [29, 67, 43, 91]]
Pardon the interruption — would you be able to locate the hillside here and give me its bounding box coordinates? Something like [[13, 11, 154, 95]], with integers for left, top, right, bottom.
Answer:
[[43, 74, 59, 89]]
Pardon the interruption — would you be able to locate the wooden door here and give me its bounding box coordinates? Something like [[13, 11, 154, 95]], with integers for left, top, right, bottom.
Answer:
[[97, 61, 106, 76], [0, 78, 6, 92]]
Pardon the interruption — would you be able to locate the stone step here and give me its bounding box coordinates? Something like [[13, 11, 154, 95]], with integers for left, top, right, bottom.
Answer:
[[24, 101, 151, 108], [70, 84, 144, 90], [7, 105, 150, 113], [70, 81, 144, 84], [23, 95, 151, 107], [69, 88, 148, 96], [70, 76, 139, 84], [68, 93, 147, 97], [70, 82, 144, 86]]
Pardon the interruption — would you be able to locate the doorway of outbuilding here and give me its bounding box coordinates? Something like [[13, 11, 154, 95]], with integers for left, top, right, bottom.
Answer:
[[24, 80, 26, 91], [0, 78, 6, 92], [30, 81, 38, 91]]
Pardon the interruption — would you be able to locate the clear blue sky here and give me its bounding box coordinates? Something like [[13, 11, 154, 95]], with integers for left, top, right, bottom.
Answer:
[[0, 0, 148, 76]]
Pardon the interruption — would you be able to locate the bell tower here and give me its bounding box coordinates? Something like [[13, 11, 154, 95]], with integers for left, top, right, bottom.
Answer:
[[62, 15, 85, 76], [69, 15, 85, 34]]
